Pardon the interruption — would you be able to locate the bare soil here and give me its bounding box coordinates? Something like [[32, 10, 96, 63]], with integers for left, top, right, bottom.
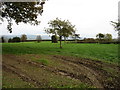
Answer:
[[2, 54, 120, 89]]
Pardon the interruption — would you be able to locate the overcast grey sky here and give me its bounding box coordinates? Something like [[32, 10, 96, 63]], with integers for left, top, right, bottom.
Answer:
[[0, 0, 119, 38]]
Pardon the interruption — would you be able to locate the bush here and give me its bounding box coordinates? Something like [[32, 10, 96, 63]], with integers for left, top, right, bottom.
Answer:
[[51, 35, 58, 43]]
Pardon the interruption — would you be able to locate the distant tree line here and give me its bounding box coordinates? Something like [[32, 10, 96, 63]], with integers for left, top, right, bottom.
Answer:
[[8, 34, 27, 43], [74, 33, 119, 44], [0, 33, 119, 44], [8, 37, 21, 42], [0, 32, 119, 44], [96, 33, 112, 42], [1, 34, 43, 43]]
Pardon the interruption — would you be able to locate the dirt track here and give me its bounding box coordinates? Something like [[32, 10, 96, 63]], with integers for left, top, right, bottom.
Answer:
[[2, 54, 120, 88]]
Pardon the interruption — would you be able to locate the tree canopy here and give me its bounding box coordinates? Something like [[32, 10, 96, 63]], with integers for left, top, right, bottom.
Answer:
[[0, 1, 46, 33], [45, 18, 75, 36], [96, 33, 105, 39], [104, 33, 112, 41], [96, 33, 112, 42]]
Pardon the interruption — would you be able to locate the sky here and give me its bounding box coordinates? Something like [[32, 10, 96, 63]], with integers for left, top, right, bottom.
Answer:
[[0, 0, 119, 38]]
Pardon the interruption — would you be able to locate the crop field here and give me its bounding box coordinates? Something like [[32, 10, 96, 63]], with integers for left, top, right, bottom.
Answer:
[[1, 42, 120, 88]]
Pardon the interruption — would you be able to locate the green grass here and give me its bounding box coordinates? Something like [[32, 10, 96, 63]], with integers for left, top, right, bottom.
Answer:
[[2, 41, 119, 64], [33, 58, 49, 65], [37, 59, 49, 65]]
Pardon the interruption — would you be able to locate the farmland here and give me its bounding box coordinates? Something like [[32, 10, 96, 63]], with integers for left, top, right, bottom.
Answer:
[[2, 42, 120, 88], [2, 42, 119, 63]]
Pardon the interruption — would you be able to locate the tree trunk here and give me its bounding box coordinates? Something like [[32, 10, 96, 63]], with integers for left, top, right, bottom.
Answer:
[[60, 36, 62, 48]]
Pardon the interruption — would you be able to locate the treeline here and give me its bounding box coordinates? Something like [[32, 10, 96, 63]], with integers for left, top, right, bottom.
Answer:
[[1, 34, 27, 43], [74, 38, 119, 44], [1, 33, 119, 44], [1, 34, 42, 43], [73, 33, 119, 44]]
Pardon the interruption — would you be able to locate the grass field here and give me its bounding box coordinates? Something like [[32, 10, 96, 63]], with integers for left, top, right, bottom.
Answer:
[[2, 41, 119, 64], [2, 41, 120, 88]]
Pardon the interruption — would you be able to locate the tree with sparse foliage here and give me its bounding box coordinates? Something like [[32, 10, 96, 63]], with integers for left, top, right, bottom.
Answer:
[[45, 18, 76, 48], [36, 35, 42, 43], [0, 1, 46, 33], [104, 33, 112, 42], [21, 34, 27, 42]]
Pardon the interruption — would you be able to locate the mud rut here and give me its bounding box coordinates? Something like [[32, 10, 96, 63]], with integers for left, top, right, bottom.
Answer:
[[2, 54, 120, 88]]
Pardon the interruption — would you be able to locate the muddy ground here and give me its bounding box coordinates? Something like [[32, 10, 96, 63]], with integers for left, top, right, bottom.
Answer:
[[2, 54, 120, 89]]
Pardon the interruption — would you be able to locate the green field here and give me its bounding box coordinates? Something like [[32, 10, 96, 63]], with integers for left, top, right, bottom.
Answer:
[[2, 41, 120, 88], [2, 41, 119, 64]]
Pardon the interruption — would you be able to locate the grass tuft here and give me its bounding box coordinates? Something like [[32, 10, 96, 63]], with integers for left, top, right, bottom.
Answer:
[[37, 59, 49, 65]]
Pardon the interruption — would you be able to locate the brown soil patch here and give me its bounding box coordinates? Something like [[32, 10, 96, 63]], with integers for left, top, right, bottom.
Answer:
[[52, 55, 120, 88], [2, 54, 120, 88]]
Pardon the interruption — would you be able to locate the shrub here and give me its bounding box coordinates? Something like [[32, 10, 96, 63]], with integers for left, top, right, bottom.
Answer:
[[51, 35, 58, 43]]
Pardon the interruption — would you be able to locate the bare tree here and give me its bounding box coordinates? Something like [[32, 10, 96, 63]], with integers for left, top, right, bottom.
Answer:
[[36, 35, 42, 43]]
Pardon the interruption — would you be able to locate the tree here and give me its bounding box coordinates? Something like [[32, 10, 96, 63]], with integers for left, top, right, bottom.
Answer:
[[96, 33, 105, 39], [0, 1, 46, 33], [96, 33, 105, 43], [12, 37, 21, 42], [36, 35, 42, 43], [8, 38, 12, 43], [1, 36, 5, 43], [104, 33, 112, 42], [45, 18, 76, 48], [21, 34, 27, 42]]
